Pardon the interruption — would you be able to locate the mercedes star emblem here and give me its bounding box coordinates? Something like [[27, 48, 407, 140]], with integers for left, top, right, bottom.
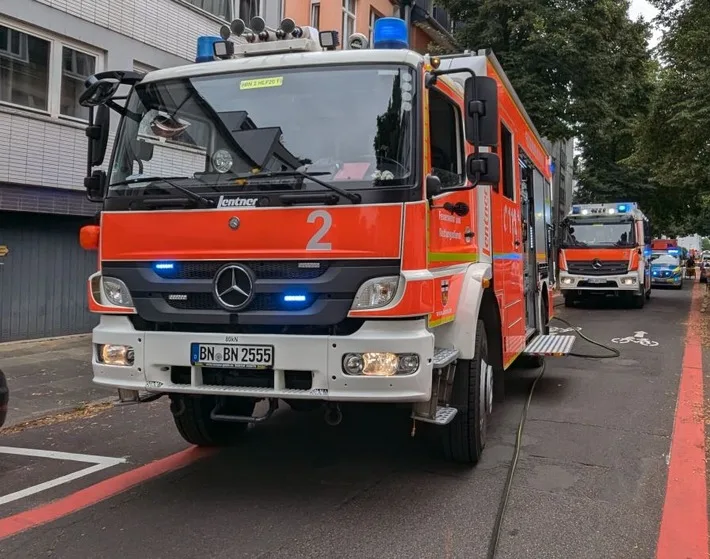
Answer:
[[228, 216, 240, 230], [213, 264, 254, 311], [592, 259, 603, 270]]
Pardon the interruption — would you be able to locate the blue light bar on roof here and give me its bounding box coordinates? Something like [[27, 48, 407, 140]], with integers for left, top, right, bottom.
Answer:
[[617, 204, 628, 212], [372, 17, 409, 49], [196, 36, 221, 63]]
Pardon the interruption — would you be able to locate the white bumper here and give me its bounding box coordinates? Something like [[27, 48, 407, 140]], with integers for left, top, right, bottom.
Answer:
[[92, 316, 435, 403], [558, 272, 641, 292]]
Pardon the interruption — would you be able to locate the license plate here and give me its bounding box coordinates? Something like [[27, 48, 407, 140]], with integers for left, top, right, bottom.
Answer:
[[190, 343, 274, 369], [587, 278, 607, 284]]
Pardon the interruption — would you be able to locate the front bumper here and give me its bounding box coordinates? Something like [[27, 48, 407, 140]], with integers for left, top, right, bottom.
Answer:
[[92, 316, 435, 403], [651, 274, 682, 285], [558, 272, 641, 292]]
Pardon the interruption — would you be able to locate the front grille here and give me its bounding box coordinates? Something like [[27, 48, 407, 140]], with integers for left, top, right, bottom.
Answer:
[[164, 293, 315, 312], [154, 261, 329, 280], [567, 260, 628, 276]]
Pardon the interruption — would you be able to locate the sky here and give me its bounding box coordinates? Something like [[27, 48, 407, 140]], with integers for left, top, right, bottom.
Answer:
[[629, 0, 662, 47]]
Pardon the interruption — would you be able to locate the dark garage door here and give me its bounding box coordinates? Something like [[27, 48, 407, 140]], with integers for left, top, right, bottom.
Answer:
[[0, 212, 99, 342]]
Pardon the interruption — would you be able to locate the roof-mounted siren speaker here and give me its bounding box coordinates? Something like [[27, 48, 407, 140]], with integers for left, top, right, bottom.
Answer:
[[250, 16, 276, 41], [279, 18, 304, 39], [348, 32, 369, 50], [230, 18, 256, 43]]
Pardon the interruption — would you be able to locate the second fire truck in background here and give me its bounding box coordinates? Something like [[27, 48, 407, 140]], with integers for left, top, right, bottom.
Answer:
[[557, 202, 652, 308]]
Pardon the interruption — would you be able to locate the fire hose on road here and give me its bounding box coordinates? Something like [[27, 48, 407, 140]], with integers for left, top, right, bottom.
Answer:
[[486, 315, 620, 558]]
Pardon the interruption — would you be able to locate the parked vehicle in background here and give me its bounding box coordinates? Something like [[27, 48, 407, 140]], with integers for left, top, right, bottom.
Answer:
[[650, 252, 683, 289], [700, 254, 710, 283]]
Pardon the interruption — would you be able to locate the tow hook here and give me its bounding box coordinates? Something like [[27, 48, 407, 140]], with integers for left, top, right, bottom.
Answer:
[[324, 403, 343, 426]]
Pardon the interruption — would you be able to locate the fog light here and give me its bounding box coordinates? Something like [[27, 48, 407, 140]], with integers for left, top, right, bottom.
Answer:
[[621, 278, 637, 285], [562, 277, 574, 285], [341, 352, 420, 376], [98, 344, 134, 366]]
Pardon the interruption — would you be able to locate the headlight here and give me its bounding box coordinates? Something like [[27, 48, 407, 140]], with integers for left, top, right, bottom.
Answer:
[[351, 276, 399, 310], [621, 278, 637, 285], [342, 352, 420, 376], [561, 277, 574, 285], [101, 277, 134, 307], [97, 344, 135, 366]]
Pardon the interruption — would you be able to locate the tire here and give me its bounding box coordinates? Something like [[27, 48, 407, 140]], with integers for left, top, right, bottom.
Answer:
[[171, 394, 254, 447], [0, 369, 8, 429], [443, 319, 492, 465], [632, 289, 645, 309]]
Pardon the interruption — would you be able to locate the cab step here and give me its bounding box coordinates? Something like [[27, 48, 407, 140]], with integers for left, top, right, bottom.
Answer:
[[433, 347, 460, 368], [523, 334, 576, 356], [412, 405, 458, 425]]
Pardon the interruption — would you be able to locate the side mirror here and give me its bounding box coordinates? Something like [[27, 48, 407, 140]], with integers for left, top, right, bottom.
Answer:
[[86, 104, 110, 167], [464, 76, 499, 148], [79, 77, 120, 107], [84, 170, 107, 203], [466, 152, 500, 185], [425, 174, 442, 198]]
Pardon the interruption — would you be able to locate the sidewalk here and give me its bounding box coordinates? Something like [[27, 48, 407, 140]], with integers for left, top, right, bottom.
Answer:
[[0, 335, 113, 429]]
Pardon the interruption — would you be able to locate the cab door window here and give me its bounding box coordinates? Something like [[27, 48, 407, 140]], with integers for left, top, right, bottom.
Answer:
[[428, 88, 464, 187]]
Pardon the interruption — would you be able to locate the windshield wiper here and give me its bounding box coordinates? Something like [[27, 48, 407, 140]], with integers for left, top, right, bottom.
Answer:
[[239, 170, 361, 204], [111, 176, 215, 208]]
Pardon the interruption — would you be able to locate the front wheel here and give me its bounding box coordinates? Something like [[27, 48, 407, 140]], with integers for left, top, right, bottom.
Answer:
[[442, 319, 492, 465], [170, 394, 255, 447]]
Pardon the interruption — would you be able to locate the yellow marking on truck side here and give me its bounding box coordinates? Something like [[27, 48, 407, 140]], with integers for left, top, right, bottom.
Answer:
[[240, 77, 284, 90]]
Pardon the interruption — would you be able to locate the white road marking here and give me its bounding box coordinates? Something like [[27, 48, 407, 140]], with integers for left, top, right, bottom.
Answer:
[[611, 330, 659, 347], [0, 446, 127, 506]]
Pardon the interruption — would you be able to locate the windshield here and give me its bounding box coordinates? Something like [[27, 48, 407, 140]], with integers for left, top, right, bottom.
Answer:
[[561, 220, 635, 247], [651, 253, 680, 266], [108, 65, 416, 194]]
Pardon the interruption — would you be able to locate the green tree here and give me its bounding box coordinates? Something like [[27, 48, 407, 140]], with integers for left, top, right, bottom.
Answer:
[[440, 0, 656, 212], [633, 0, 710, 235]]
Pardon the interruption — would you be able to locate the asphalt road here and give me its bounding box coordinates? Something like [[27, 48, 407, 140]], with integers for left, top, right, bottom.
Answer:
[[0, 283, 694, 559]]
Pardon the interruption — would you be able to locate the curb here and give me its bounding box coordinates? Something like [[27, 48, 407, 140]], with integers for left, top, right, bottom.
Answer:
[[0, 333, 91, 348]]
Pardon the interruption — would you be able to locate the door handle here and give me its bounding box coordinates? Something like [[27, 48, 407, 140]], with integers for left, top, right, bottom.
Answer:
[[514, 240, 521, 247]]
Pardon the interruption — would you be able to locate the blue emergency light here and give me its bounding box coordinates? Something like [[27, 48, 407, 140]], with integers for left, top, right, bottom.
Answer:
[[372, 17, 409, 49], [153, 262, 176, 275], [617, 204, 628, 212], [572, 206, 581, 214], [283, 294, 307, 303], [196, 36, 221, 63]]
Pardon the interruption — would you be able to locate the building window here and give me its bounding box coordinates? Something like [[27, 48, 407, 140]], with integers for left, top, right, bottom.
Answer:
[[0, 24, 50, 111], [0, 20, 103, 121], [342, 0, 356, 43], [311, 2, 321, 28], [428, 88, 464, 188], [239, 0, 259, 21], [369, 9, 382, 43], [182, 0, 233, 20], [60, 47, 96, 120], [134, 61, 157, 75]]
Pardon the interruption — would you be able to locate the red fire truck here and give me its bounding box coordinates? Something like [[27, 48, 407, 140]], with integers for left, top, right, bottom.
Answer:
[[78, 17, 575, 464]]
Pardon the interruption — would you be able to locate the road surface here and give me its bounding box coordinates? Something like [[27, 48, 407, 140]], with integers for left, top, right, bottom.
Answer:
[[0, 282, 704, 558]]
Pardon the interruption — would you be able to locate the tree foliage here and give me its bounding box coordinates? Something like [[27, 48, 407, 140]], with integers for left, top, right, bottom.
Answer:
[[632, 0, 710, 234], [439, 0, 666, 227]]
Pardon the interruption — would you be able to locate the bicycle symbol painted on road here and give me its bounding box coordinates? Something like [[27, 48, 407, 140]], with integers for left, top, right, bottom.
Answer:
[[611, 331, 659, 347]]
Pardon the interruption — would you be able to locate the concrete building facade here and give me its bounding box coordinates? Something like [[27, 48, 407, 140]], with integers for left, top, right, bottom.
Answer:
[[0, 0, 283, 341]]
